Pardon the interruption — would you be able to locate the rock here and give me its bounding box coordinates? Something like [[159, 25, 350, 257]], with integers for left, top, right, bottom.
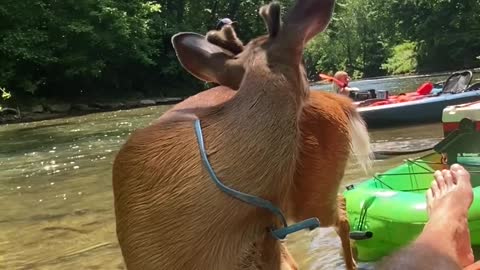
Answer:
[[47, 104, 71, 113], [91, 103, 107, 109], [113, 102, 126, 109], [155, 97, 183, 105], [0, 107, 19, 115], [0, 114, 19, 123], [140, 99, 156, 106], [72, 104, 92, 111], [31, 105, 44, 113], [155, 97, 184, 105], [154, 97, 167, 104], [91, 102, 124, 110], [124, 101, 140, 108], [165, 97, 184, 102]]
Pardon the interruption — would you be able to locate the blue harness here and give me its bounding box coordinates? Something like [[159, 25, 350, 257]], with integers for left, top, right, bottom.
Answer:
[[193, 119, 320, 240]]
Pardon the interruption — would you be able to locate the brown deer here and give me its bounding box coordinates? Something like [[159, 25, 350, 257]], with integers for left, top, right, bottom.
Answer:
[[162, 19, 373, 270], [112, 0, 347, 269]]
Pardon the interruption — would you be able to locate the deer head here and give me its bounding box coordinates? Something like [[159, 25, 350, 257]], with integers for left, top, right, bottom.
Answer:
[[171, 0, 335, 94]]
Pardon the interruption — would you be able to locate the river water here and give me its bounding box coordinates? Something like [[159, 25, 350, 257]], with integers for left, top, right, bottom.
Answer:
[[1, 72, 479, 270]]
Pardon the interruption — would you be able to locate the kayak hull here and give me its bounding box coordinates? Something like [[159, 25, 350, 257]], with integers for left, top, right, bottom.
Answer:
[[358, 90, 480, 127], [343, 152, 480, 262]]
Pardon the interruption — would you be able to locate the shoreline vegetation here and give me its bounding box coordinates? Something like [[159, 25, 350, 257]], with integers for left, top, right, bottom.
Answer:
[[2, 69, 479, 126], [0, 95, 185, 126], [2, 0, 479, 126]]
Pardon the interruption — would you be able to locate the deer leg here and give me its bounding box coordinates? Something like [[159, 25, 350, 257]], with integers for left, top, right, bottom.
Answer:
[[245, 238, 298, 270], [280, 244, 298, 270], [335, 194, 357, 270]]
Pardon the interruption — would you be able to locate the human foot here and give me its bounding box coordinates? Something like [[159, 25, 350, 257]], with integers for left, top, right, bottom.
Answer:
[[426, 164, 474, 267]]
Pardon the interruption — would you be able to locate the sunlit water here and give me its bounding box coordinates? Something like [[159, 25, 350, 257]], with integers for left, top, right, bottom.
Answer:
[[1, 73, 479, 269]]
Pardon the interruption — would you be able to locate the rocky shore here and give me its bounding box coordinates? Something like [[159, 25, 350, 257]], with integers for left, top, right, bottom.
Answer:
[[0, 97, 184, 125]]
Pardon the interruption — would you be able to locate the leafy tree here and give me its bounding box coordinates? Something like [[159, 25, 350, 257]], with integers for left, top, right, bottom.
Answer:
[[0, 0, 162, 98], [382, 41, 418, 75], [0, 0, 479, 101]]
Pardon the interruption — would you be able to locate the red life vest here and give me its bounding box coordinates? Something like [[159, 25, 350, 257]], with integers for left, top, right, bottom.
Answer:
[[416, 82, 434, 95]]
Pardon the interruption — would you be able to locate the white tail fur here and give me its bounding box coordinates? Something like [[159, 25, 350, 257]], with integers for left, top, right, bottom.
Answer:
[[347, 110, 373, 174]]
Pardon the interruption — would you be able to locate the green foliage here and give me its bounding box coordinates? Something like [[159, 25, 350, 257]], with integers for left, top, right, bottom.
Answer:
[[1, 87, 12, 100], [0, 86, 12, 111], [0, 0, 479, 100], [304, 0, 391, 79], [0, 0, 162, 97], [304, 0, 480, 78], [387, 0, 480, 73], [381, 42, 418, 75]]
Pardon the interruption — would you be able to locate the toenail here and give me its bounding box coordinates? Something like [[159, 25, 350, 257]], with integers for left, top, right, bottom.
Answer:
[[451, 164, 463, 170]]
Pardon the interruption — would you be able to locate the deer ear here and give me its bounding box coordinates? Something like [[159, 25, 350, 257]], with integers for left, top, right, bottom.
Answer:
[[282, 0, 335, 45], [172, 32, 236, 83], [264, 0, 334, 64], [259, 2, 281, 38]]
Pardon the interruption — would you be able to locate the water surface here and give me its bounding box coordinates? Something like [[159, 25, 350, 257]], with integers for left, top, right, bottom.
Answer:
[[1, 73, 478, 269]]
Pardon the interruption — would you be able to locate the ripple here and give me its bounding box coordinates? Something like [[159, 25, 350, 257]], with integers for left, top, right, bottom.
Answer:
[[0, 102, 452, 269]]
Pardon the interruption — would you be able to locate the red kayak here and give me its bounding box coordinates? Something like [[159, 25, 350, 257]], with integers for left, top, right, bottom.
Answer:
[[363, 82, 435, 107]]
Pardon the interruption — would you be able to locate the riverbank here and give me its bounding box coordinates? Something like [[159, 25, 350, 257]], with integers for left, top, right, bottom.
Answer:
[[3, 69, 479, 126], [0, 96, 185, 126]]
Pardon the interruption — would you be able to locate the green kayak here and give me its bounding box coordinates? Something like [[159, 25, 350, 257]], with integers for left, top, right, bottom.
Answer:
[[343, 152, 480, 262]]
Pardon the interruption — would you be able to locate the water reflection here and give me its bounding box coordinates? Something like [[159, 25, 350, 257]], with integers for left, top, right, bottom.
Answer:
[[0, 107, 170, 269], [1, 73, 478, 269]]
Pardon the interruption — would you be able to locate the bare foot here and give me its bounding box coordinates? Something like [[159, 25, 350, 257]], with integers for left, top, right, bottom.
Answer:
[[426, 164, 474, 267]]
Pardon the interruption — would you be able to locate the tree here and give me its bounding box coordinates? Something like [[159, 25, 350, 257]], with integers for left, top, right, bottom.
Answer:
[[0, 0, 162, 97], [0, 0, 478, 101]]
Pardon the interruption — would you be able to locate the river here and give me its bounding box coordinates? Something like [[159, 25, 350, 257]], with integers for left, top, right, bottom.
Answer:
[[1, 72, 479, 269]]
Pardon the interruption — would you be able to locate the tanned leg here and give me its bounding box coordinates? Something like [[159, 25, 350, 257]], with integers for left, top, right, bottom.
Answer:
[[377, 164, 474, 270]]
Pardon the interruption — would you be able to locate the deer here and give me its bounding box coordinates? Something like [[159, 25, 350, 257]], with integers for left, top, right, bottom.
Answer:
[[160, 15, 373, 270], [113, 0, 370, 269]]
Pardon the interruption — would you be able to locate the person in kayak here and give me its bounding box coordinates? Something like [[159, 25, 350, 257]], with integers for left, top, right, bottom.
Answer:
[[377, 164, 480, 270], [331, 71, 359, 96]]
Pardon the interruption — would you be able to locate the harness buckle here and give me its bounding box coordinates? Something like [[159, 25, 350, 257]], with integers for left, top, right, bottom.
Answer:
[[194, 119, 321, 241], [270, 217, 321, 240]]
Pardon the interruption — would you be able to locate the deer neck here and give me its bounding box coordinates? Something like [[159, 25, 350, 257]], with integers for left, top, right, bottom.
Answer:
[[228, 68, 306, 121], [203, 67, 307, 200]]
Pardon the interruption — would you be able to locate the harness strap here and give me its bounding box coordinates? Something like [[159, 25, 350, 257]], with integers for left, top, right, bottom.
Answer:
[[193, 119, 320, 240]]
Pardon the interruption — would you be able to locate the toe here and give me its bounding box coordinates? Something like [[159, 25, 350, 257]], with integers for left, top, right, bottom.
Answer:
[[435, 170, 446, 193], [451, 164, 471, 188], [426, 188, 434, 202], [426, 189, 434, 214], [443, 170, 454, 188], [451, 163, 465, 173], [430, 178, 440, 197], [451, 163, 465, 184]]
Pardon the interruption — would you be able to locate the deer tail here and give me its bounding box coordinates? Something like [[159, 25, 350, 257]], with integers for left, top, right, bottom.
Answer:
[[346, 107, 373, 175]]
